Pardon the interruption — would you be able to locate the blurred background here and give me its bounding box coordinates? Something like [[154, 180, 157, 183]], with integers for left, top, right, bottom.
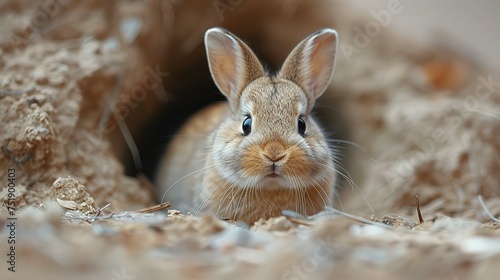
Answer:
[[349, 0, 500, 72]]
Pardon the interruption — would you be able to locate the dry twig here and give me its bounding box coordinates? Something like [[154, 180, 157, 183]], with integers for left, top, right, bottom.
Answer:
[[415, 194, 424, 224], [136, 201, 171, 213]]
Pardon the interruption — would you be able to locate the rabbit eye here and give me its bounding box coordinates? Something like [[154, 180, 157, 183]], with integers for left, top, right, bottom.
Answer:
[[298, 117, 306, 136], [242, 116, 252, 136]]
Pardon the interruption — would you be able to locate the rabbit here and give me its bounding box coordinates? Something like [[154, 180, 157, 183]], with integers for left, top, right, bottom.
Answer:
[[155, 27, 339, 225]]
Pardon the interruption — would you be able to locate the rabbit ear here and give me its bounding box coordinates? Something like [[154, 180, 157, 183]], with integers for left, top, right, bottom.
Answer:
[[205, 28, 264, 108], [280, 29, 338, 106]]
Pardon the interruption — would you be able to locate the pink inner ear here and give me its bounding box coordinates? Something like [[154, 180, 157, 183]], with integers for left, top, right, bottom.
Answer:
[[207, 30, 265, 101], [219, 56, 237, 85], [206, 31, 242, 97], [306, 33, 336, 97], [310, 35, 335, 78]]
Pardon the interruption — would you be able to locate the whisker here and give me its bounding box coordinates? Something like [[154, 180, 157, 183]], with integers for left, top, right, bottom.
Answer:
[[214, 181, 238, 218], [315, 161, 374, 213], [198, 173, 233, 217], [160, 159, 233, 203], [332, 187, 345, 212], [327, 139, 380, 164], [302, 173, 333, 217], [207, 168, 244, 218], [310, 178, 332, 210]]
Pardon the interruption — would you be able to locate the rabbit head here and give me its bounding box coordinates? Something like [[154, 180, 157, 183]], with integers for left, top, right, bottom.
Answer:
[[203, 27, 338, 220]]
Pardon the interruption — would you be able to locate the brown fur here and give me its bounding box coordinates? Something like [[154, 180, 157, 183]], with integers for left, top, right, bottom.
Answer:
[[203, 164, 331, 224]]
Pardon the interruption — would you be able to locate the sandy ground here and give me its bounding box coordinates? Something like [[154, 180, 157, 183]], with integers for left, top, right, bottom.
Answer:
[[0, 1, 499, 279]]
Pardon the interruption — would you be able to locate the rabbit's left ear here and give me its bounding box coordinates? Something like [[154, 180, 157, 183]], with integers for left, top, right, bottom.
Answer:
[[280, 29, 338, 104], [205, 27, 264, 110]]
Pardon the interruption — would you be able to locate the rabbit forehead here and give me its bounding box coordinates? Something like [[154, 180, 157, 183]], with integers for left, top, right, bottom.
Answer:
[[239, 77, 308, 117]]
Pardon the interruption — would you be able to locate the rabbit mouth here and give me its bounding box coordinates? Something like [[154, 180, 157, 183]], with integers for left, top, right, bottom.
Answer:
[[265, 173, 281, 178], [264, 162, 282, 178]]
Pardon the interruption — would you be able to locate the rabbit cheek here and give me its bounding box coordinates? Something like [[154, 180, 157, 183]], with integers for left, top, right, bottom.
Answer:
[[283, 146, 314, 177], [241, 144, 266, 177]]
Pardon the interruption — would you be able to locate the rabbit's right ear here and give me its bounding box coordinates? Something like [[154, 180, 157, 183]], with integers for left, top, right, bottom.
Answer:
[[280, 29, 338, 111], [205, 28, 264, 109]]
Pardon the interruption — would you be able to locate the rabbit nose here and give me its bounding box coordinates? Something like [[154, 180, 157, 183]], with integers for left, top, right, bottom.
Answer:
[[263, 142, 286, 162]]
